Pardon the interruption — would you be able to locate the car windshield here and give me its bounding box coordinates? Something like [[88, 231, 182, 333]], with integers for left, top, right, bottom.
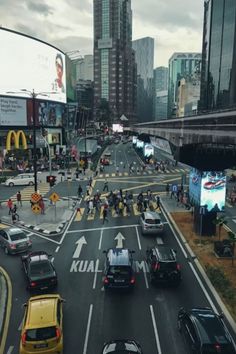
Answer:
[[26, 326, 57, 341], [30, 261, 53, 276], [145, 218, 160, 224], [108, 266, 131, 275], [9, 232, 27, 241]]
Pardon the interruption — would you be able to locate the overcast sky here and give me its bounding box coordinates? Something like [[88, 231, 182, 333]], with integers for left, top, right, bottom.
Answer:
[[0, 0, 204, 67]]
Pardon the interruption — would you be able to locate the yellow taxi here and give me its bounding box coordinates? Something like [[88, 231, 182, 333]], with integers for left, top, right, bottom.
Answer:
[[19, 294, 64, 354]]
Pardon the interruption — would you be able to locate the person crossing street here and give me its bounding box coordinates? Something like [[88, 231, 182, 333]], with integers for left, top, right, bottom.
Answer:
[[103, 178, 109, 192]]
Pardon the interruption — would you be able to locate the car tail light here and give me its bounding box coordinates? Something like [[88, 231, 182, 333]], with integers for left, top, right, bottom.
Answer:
[[176, 264, 181, 271], [30, 282, 36, 287], [104, 277, 109, 284], [153, 263, 160, 271], [215, 344, 221, 352], [130, 276, 135, 284], [56, 327, 61, 341], [10, 244, 16, 249], [21, 331, 27, 346]]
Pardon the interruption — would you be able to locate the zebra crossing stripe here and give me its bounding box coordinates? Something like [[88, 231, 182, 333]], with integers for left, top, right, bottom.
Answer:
[[111, 173, 115, 177], [75, 208, 85, 221]]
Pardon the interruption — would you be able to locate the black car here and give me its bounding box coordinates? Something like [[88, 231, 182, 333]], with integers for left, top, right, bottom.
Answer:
[[21, 251, 57, 291], [101, 339, 143, 353], [177, 307, 236, 354], [103, 248, 135, 290], [146, 245, 181, 286]]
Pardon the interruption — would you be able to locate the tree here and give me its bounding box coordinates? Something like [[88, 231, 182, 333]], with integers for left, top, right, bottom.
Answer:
[[228, 231, 236, 266], [213, 215, 227, 240]]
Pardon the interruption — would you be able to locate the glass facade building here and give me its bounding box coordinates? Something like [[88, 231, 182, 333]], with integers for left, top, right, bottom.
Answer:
[[132, 37, 154, 122], [154, 67, 168, 120], [93, 0, 137, 123], [168, 52, 201, 118], [199, 0, 236, 111]]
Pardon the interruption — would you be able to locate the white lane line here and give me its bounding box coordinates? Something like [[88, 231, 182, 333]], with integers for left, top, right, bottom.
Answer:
[[59, 209, 77, 244], [135, 226, 141, 250], [143, 266, 149, 289], [55, 246, 60, 253], [51, 257, 54, 263], [150, 305, 162, 354], [67, 224, 139, 234], [83, 304, 93, 354], [6, 346, 14, 354], [27, 232, 33, 237], [156, 237, 164, 245], [189, 263, 218, 314], [92, 259, 100, 289], [98, 229, 103, 250]]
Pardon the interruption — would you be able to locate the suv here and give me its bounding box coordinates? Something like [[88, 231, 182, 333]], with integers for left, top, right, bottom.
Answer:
[[19, 294, 64, 354], [103, 248, 135, 290], [101, 339, 143, 353], [140, 211, 164, 235], [177, 307, 236, 353], [5, 173, 35, 186], [146, 246, 181, 286], [21, 251, 57, 291]]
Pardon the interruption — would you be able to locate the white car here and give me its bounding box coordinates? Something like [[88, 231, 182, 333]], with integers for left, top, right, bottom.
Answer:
[[5, 173, 35, 187]]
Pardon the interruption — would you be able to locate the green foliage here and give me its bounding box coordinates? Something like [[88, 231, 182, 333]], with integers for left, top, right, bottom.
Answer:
[[206, 265, 236, 305]]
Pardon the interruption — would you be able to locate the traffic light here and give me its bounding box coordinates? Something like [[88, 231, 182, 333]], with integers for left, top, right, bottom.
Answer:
[[46, 175, 56, 187]]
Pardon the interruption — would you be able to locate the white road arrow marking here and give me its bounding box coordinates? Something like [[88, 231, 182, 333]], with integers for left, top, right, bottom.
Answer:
[[73, 236, 87, 259], [115, 232, 125, 248]]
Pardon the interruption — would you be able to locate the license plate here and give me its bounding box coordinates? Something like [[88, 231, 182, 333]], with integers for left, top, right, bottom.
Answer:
[[115, 279, 124, 283], [159, 274, 164, 278], [18, 243, 26, 248], [40, 286, 48, 290], [34, 343, 48, 349]]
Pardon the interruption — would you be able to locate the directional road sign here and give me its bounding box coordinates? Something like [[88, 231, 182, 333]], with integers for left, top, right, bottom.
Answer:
[[49, 192, 60, 203]]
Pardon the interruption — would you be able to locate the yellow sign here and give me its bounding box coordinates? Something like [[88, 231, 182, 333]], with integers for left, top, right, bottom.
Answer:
[[6, 130, 27, 151], [49, 192, 60, 203], [32, 204, 41, 214], [31, 193, 41, 203]]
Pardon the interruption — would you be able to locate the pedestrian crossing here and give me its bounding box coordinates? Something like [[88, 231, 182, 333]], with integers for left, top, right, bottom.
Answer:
[[74, 202, 160, 222], [9, 183, 50, 202], [97, 168, 189, 179]]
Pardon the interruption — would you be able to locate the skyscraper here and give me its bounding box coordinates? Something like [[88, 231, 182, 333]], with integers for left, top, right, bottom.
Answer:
[[154, 66, 168, 120], [93, 0, 137, 124], [199, 0, 236, 111], [132, 37, 154, 122], [168, 52, 201, 118]]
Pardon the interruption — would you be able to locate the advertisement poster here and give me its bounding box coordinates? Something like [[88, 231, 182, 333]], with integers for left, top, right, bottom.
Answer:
[[136, 139, 144, 148], [0, 97, 26, 126], [112, 124, 123, 133], [144, 144, 154, 157], [200, 171, 226, 212], [189, 168, 202, 206]]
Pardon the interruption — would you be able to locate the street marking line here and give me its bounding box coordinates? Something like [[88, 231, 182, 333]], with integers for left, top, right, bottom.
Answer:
[[87, 211, 95, 221], [105, 174, 109, 177], [98, 229, 103, 250], [99, 174, 103, 178], [83, 304, 93, 354], [100, 206, 104, 219], [133, 203, 141, 216], [111, 173, 115, 177], [143, 266, 149, 289], [135, 226, 141, 250], [0, 223, 8, 229], [67, 224, 140, 233], [124, 172, 128, 176], [150, 305, 162, 354], [119, 172, 122, 176], [6, 346, 14, 354], [75, 208, 85, 221], [92, 259, 100, 289], [156, 237, 164, 245]]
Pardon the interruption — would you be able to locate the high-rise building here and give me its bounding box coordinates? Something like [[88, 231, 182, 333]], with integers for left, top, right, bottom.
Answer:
[[76, 55, 94, 82], [93, 0, 137, 124], [168, 52, 201, 118], [199, 0, 236, 111], [132, 37, 154, 122], [154, 66, 168, 120]]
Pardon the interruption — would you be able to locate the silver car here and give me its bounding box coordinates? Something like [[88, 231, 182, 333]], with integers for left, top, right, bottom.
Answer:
[[139, 211, 164, 235], [0, 227, 32, 255]]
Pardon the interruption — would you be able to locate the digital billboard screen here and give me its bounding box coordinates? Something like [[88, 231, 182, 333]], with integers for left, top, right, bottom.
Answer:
[[132, 136, 137, 144], [136, 139, 144, 148], [144, 144, 154, 157], [112, 124, 123, 133], [189, 168, 202, 206], [0, 28, 66, 103], [200, 171, 226, 212]]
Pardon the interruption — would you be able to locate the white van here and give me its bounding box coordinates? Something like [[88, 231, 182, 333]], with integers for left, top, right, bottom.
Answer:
[[5, 173, 35, 187]]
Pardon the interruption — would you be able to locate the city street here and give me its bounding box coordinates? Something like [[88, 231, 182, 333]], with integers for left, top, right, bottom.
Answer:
[[1, 142, 236, 354]]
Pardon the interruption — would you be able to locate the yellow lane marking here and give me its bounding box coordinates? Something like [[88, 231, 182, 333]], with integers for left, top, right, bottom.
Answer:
[[111, 173, 115, 177], [124, 172, 128, 176], [87, 211, 95, 220], [0, 224, 8, 229], [0, 267, 12, 354], [100, 206, 104, 219], [133, 203, 141, 216], [75, 208, 85, 221]]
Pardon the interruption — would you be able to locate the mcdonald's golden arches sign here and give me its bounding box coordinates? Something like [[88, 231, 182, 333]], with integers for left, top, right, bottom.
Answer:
[[6, 130, 27, 151]]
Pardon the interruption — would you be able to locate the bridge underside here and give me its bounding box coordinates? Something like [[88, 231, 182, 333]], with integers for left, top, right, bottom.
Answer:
[[174, 144, 236, 170]]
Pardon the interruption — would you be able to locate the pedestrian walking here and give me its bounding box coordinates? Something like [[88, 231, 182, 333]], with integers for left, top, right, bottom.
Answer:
[[39, 198, 45, 214], [88, 199, 94, 215], [165, 183, 170, 196], [89, 176, 93, 187], [78, 185, 83, 198], [16, 191, 22, 207], [103, 178, 109, 192], [12, 204, 19, 221], [7, 199, 13, 215], [86, 183, 90, 196], [102, 205, 108, 224]]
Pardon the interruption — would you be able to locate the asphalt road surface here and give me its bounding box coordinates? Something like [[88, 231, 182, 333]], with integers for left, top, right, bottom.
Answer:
[[1, 142, 236, 354]]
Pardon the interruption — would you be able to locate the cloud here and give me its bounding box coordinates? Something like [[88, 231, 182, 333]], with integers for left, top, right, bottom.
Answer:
[[52, 36, 93, 55], [25, 0, 54, 16]]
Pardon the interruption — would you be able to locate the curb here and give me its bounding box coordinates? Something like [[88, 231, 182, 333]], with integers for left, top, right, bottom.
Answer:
[[0, 267, 12, 354], [0, 272, 7, 341], [24, 221, 67, 235], [160, 197, 236, 333]]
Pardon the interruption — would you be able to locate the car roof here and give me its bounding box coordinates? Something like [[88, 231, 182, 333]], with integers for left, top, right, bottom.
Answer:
[[26, 295, 60, 329], [143, 211, 161, 220], [7, 228, 25, 235], [153, 246, 176, 262], [28, 251, 49, 262], [107, 248, 131, 266], [190, 308, 230, 345]]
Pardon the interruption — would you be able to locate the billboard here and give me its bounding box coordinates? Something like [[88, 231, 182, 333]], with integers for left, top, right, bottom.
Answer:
[[132, 136, 137, 144], [200, 171, 226, 212], [112, 124, 123, 133], [189, 169, 226, 212], [0, 97, 27, 126], [0, 28, 66, 103], [136, 139, 144, 148], [27, 100, 66, 127], [144, 144, 154, 157]]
